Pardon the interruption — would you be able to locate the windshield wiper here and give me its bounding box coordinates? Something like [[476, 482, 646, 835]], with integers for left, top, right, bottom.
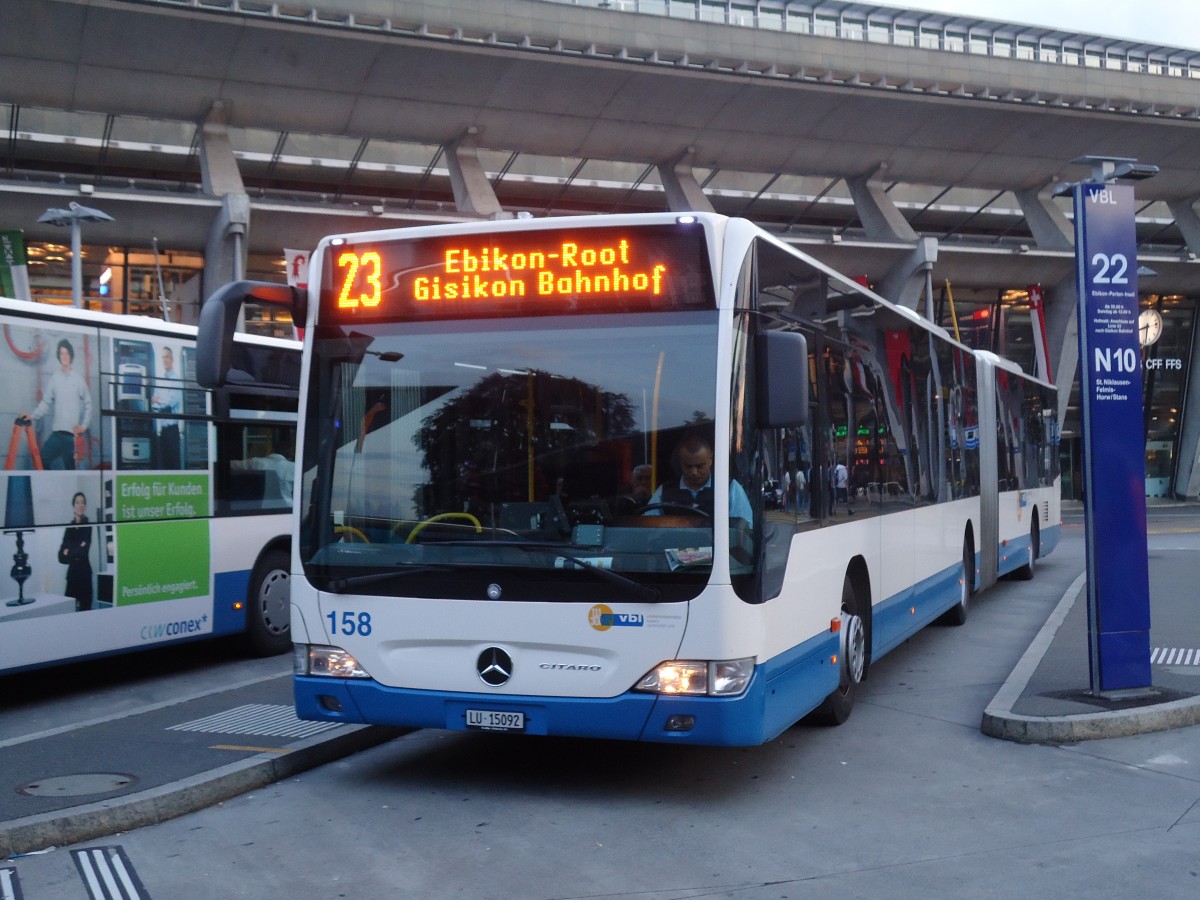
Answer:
[[320, 564, 455, 594], [556, 554, 661, 602], [436, 540, 661, 602]]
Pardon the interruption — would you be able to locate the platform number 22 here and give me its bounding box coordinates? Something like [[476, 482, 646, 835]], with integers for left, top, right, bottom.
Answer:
[[1091, 252, 1129, 285]]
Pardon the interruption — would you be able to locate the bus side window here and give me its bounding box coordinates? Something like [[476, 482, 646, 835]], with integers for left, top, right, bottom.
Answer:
[[218, 423, 295, 513]]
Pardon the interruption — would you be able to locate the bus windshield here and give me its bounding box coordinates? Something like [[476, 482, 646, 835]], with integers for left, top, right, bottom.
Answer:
[[300, 310, 721, 601]]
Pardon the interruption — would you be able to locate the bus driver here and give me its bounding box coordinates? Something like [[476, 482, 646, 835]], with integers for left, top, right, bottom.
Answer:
[[645, 431, 753, 525]]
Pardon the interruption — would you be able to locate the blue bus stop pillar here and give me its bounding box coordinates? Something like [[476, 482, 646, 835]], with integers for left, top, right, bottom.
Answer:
[[1072, 180, 1153, 694]]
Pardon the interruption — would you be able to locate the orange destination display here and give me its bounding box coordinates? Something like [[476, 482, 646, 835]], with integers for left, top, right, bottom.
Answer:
[[319, 222, 714, 321]]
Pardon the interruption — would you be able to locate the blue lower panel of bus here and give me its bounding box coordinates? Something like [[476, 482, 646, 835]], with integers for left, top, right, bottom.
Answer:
[[1041, 523, 1061, 557], [294, 631, 840, 747], [870, 522, 1064, 656], [211, 569, 251, 636], [871, 561, 964, 659], [997, 524, 1062, 577]]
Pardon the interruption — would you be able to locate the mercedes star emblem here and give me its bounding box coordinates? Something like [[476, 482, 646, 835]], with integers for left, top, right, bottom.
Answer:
[[477, 647, 513, 686]]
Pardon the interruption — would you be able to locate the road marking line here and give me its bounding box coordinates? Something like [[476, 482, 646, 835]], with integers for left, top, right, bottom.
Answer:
[[1152, 647, 1200, 665], [72, 846, 149, 900], [1, 867, 20, 900]]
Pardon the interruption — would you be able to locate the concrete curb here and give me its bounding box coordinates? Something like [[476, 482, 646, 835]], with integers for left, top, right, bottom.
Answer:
[[0, 725, 404, 858], [981, 572, 1200, 744]]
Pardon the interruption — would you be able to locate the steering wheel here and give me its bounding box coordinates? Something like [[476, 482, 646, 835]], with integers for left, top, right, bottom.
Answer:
[[639, 503, 711, 519], [405, 512, 483, 544]]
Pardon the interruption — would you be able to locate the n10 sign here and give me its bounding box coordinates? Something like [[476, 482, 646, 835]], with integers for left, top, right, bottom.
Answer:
[[1072, 181, 1152, 693]]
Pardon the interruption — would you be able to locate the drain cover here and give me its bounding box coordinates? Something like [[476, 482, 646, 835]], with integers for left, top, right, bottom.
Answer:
[[17, 773, 138, 797]]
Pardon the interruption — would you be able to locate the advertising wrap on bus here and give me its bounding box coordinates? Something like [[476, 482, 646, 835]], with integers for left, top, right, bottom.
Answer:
[[0, 298, 299, 673]]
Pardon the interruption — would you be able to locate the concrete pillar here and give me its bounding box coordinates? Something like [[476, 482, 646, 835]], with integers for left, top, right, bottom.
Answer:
[[203, 193, 250, 310], [199, 103, 250, 312], [1015, 185, 1075, 251], [445, 129, 507, 218], [879, 237, 937, 312], [1173, 319, 1200, 498], [846, 167, 917, 242], [1167, 198, 1200, 257], [199, 102, 245, 197], [1042, 275, 1078, 425], [1160, 199, 1200, 496], [657, 150, 714, 213]]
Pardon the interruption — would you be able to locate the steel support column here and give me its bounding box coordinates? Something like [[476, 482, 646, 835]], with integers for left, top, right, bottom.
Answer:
[[879, 237, 937, 312], [658, 150, 715, 214], [1016, 185, 1075, 251], [846, 167, 917, 242], [445, 129, 508, 219]]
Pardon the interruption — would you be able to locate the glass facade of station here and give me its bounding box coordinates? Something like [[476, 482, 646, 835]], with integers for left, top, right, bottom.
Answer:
[[1053, 295, 1195, 501], [17, 240, 293, 337]]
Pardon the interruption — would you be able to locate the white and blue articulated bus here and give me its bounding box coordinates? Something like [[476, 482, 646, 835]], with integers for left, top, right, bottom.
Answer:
[[0, 297, 299, 673], [198, 213, 1059, 746]]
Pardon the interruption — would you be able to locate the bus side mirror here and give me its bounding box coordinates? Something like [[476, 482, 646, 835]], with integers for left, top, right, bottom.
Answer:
[[755, 331, 809, 428], [197, 281, 302, 387]]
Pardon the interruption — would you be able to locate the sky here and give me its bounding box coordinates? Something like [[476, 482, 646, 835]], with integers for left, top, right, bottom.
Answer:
[[904, 1, 1200, 50]]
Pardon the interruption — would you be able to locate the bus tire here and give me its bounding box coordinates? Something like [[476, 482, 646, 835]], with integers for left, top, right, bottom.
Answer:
[[1012, 521, 1039, 581], [940, 536, 974, 626], [246, 547, 291, 656], [812, 574, 866, 726]]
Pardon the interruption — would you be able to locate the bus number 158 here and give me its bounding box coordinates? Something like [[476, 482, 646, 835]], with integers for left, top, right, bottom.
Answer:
[[327, 610, 373, 636]]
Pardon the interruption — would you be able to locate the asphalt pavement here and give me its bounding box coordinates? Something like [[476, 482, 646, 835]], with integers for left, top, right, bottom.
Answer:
[[0, 670, 405, 858], [2, 499, 1199, 858]]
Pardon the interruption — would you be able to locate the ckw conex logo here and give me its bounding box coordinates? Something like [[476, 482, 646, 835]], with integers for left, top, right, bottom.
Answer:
[[588, 604, 644, 631]]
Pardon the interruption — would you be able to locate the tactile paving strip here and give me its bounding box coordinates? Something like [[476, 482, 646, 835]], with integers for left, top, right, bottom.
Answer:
[[167, 703, 340, 738]]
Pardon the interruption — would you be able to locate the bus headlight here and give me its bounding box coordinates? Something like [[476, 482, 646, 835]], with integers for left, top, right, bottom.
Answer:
[[296, 644, 371, 679], [633, 658, 754, 696]]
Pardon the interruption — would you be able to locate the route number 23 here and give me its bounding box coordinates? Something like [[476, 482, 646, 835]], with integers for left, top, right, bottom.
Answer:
[[337, 251, 382, 308]]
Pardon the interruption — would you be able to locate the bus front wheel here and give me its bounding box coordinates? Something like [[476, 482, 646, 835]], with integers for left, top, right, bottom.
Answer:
[[812, 575, 866, 726], [246, 548, 291, 656]]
